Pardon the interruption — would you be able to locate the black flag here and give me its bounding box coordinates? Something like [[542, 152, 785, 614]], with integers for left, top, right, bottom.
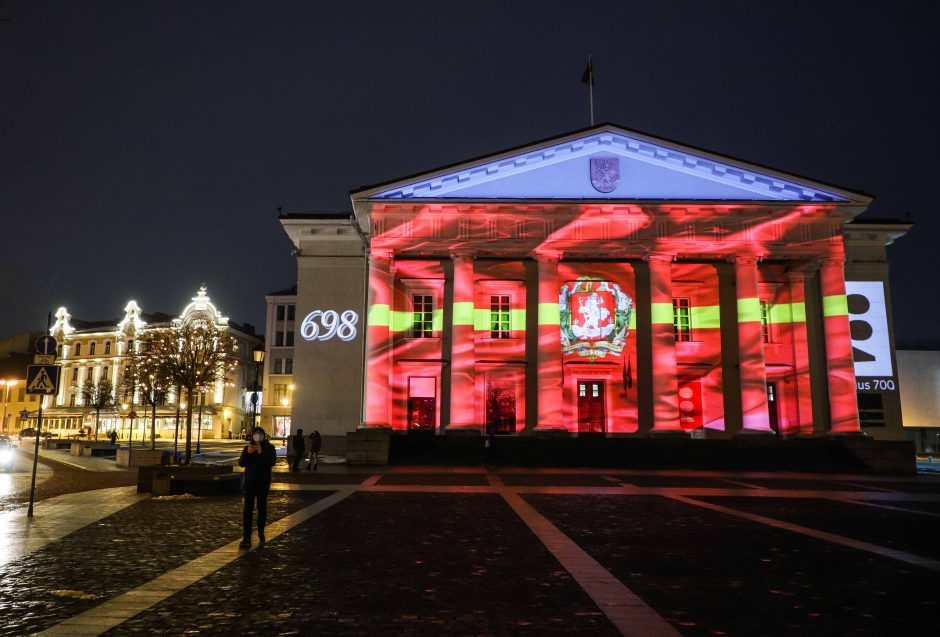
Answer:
[[581, 59, 594, 86]]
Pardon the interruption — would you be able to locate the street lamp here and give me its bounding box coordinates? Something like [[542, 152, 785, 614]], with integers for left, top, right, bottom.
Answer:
[[250, 344, 265, 434]]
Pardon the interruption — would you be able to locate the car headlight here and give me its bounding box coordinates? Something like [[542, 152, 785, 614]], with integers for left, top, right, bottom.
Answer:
[[0, 449, 13, 462]]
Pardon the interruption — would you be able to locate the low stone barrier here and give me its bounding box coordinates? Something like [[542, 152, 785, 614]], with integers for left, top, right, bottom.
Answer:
[[346, 428, 392, 465]]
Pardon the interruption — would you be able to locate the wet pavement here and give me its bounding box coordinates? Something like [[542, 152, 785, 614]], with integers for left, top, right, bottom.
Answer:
[[0, 466, 938, 636]]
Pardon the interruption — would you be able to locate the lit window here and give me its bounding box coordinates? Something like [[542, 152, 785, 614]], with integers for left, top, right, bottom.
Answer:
[[578, 385, 586, 397], [412, 295, 433, 338], [673, 298, 692, 342], [89, 342, 96, 355], [489, 295, 511, 339], [760, 301, 772, 343]]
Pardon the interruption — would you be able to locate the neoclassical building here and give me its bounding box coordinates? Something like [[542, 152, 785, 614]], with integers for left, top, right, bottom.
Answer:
[[37, 287, 262, 440], [282, 124, 908, 449]]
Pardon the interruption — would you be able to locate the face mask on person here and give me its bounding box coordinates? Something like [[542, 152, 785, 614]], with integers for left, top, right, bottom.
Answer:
[[252, 433, 263, 443]]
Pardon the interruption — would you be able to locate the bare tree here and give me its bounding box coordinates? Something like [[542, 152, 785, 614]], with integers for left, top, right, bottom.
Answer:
[[146, 318, 235, 463], [79, 378, 115, 440], [120, 343, 170, 450]]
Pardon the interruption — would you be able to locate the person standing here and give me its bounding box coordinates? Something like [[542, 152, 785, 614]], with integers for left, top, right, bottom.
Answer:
[[290, 428, 305, 473], [109, 430, 118, 445], [306, 430, 322, 471], [239, 426, 276, 549]]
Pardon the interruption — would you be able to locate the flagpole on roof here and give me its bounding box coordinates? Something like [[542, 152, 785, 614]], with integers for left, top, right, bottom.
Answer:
[[582, 54, 595, 126]]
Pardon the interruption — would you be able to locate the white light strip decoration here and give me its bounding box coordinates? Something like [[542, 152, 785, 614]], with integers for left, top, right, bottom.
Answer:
[[300, 310, 359, 342]]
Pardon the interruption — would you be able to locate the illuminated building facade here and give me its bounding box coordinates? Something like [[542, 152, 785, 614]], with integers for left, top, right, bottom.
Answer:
[[284, 124, 908, 449], [38, 287, 262, 440], [262, 285, 297, 437]]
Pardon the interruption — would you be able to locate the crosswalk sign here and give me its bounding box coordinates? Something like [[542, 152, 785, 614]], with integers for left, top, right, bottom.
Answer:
[[26, 365, 60, 395]]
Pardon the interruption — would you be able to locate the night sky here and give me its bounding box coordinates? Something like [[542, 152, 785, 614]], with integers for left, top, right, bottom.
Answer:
[[1, 1, 937, 344]]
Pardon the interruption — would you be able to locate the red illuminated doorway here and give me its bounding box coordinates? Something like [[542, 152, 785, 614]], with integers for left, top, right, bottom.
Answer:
[[408, 377, 436, 432], [577, 381, 606, 433], [678, 378, 703, 430], [766, 382, 779, 433], [485, 375, 516, 435]]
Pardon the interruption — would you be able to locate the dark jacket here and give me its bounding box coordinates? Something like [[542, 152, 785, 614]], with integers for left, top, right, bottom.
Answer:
[[309, 432, 322, 453], [291, 433, 306, 456], [239, 440, 277, 485]]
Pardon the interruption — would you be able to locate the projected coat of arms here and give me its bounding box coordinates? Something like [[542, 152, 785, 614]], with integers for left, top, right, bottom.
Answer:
[[590, 157, 620, 193], [559, 277, 633, 360]]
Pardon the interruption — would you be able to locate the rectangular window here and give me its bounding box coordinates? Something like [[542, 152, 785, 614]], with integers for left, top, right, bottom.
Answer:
[[276, 305, 285, 321], [489, 295, 511, 339], [285, 331, 294, 346], [273, 358, 283, 374], [273, 383, 287, 405], [74, 343, 82, 356], [275, 331, 284, 347], [89, 342, 96, 355], [285, 358, 293, 374], [760, 301, 772, 343], [69, 394, 76, 407], [673, 298, 692, 342], [287, 305, 296, 321], [104, 341, 111, 355], [72, 367, 79, 381], [411, 295, 434, 338]]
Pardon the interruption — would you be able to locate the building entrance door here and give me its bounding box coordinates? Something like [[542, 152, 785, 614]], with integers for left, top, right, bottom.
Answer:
[[766, 382, 779, 433], [485, 375, 516, 435], [577, 381, 606, 433]]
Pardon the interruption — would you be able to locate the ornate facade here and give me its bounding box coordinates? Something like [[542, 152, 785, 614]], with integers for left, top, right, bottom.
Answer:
[[37, 287, 262, 440], [283, 124, 908, 448]]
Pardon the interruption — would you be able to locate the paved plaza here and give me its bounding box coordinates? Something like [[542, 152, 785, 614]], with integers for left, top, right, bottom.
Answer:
[[1, 450, 939, 636]]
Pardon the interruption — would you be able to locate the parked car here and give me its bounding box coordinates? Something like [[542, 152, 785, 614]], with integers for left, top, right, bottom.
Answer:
[[0, 438, 15, 472]]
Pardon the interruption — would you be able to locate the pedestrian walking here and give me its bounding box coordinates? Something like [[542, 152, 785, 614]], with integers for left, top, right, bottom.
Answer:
[[109, 430, 117, 445], [239, 426, 276, 549], [290, 428, 306, 473], [306, 430, 322, 471]]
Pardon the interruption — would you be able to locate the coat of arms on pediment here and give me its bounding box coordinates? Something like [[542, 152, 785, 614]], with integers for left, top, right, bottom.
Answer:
[[559, 277, 632, 361], [589, 157, 620, 193]]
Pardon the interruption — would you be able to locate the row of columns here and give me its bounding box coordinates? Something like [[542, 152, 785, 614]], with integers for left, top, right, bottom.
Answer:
[[363, 250, 861, 435]]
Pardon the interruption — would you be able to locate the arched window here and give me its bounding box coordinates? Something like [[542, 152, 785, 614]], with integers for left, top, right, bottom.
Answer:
[[104, 341, 111, 355], [74, 342, 82, 356], [89, 341, 97, 355]]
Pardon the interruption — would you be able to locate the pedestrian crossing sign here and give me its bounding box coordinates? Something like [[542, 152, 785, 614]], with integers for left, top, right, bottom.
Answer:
[[26, 365, 60, 395]]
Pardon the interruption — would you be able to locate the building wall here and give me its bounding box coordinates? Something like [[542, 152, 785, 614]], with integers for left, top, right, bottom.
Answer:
[[261, 292, 296, 437], [286, 216, 366, 451]]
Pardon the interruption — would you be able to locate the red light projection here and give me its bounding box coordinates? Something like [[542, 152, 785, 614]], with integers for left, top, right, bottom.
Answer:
[[362, 200, 861, 437]]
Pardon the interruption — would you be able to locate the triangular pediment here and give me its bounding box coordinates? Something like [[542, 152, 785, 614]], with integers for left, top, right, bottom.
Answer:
[[353, 124, 869, 204]]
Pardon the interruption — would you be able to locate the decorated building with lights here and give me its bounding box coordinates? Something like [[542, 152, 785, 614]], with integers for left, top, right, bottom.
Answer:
[[36, 287, 262, 440], [282, 124, 909, 450]]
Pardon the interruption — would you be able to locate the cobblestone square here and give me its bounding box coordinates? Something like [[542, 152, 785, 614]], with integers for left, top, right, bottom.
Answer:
[[2, 453, 939, 636]]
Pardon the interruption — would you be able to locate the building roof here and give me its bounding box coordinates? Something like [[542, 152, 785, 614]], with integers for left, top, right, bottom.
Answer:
[[267, 284, 297, 296], [351, 122, 873, 205]]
